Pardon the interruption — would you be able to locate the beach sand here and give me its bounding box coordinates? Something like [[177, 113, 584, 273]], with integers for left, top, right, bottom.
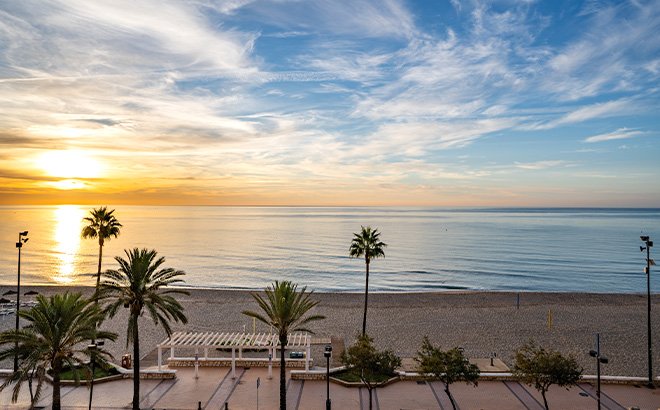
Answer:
[[0, 286, 658, 378]]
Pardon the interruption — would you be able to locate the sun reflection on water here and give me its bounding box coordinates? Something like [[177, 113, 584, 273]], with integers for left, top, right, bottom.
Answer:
[[53, 205, 84, 284]]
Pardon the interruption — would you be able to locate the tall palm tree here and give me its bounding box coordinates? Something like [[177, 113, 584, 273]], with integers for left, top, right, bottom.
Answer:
[[81, 207, 122, 291], [349, 226, 386, 336], [97, 248, 188, 410], [0, 293, 116, 410], [243, 281, 325, 410]]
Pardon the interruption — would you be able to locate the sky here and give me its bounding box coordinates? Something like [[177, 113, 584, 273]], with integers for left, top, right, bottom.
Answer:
[[0, 0, 659, 207]]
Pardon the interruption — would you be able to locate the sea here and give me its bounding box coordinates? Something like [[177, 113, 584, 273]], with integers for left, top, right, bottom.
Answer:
[[0, 206, 658, 293]]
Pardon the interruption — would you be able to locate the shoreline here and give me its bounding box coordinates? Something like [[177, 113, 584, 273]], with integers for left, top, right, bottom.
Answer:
[[0, 286, 658, 378], [3, 283, 658, 296]]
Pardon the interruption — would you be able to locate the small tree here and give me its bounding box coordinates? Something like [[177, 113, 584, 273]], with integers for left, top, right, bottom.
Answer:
[[513, 340, 583, 410], [415, 336, 479, 410], [341, 334, 401, 410]]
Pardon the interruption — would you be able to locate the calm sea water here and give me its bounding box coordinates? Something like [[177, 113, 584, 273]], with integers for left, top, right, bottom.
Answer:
[[0, 206, 658, 293]]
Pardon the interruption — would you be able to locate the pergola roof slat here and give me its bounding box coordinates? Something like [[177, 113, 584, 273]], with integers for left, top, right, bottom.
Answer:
[[157, 331, 311, 350]]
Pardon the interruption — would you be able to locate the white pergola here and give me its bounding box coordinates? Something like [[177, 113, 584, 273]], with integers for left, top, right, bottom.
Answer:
[[157, 331, 311, 378]]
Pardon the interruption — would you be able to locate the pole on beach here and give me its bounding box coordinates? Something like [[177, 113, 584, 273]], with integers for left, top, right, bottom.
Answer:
[[640, 235, 654, 388], [14, 230, 28, 373]]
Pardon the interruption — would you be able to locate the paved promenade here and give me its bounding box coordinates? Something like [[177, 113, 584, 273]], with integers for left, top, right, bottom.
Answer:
[[2, 366, 659, 409]]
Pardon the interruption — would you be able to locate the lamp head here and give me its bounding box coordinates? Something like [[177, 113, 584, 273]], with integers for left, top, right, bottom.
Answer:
[[641, 246, 647, 252], [641, 235, 650, 242], [20, 231, 28, 236], [324, 345, 332, 358], [599, 356, 608, 364], [589, 350, 597, 357], [22, 238, 28, 243]]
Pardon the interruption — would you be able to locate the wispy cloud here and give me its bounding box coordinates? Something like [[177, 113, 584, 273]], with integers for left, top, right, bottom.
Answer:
[[514, 160, 569, 170], [585, 128, 647, 143], [527, 99, 633, 130]]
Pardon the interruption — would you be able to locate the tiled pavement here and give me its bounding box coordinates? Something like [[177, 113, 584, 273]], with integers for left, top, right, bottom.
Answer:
[[1, 367, 659, 409]]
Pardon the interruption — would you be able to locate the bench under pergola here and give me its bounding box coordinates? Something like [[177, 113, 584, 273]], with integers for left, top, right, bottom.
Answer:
[[157, 331, 312, 378]]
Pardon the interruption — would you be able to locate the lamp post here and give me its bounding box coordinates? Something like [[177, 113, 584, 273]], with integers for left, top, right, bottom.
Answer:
[[324, 345, 332, 410], [589, 333, 608, 410], [14, 230, 28, 372], [640, 235, 654, 387], [88, 340, 104, 410]]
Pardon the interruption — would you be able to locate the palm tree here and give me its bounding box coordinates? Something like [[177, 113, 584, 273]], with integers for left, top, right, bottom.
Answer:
[[97, 248, 188, 410], [81, 207, 122, 291], [349, 226, 386, 335], [243, 281, 325, 410], [0, 293, 116, 410]]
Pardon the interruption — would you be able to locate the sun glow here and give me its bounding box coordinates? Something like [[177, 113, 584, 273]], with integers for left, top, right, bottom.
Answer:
[[52, 205, 84, 284], [38, 150, 103, 179]]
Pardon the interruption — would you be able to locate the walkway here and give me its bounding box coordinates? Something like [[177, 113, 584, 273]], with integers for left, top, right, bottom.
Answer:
[[1, 367, 658, 409]]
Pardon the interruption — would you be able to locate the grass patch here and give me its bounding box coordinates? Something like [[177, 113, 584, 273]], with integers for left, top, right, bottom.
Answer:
[[332, 369, 393, 383], [55, 365, 120, 381]]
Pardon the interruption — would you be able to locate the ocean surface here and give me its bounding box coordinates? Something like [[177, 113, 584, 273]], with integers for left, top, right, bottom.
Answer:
[[0, 206, 658, 293]]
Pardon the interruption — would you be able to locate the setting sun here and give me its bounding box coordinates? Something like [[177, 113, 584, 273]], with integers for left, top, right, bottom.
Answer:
[[37, 150, 103, 179]]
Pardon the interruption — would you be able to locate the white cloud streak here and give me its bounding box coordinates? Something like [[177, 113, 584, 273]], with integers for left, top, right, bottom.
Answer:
[[585, 128, 647, 143]]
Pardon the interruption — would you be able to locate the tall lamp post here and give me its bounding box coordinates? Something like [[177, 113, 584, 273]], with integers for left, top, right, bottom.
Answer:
[[14, 230, 28, 372], [640, 235, 654, 387], [589, 333, 608, 410], [88, 340, 104, 410], [324, 345, 332, 410]]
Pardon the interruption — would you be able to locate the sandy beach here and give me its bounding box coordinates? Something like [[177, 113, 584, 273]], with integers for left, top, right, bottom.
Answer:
[[0, 286, 658, 378]]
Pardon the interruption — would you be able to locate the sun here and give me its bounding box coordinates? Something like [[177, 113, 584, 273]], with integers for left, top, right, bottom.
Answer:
[[38, 150, 104, 179]]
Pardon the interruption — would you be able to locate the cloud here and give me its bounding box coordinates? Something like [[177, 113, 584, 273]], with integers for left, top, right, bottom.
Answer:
[[584, 128, 646, 143], [514, 160, 569, 170], [237, 0, 416, 39], [543, 1, 660, 100], [528, 99, 633, 130]]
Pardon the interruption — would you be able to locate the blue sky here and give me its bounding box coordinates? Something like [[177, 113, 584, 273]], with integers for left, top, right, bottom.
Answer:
[[0, 0, 658, 206]]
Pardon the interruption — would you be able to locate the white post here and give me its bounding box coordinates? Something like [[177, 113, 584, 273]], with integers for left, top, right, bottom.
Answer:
[[158, 347, 162, 371], [231, 348, 236, 379], [170, 347, 174, 360], [204, 348, 208, 359], [268, 350, 273, 379], [195, 353, 199, 379], [239, 347, 243, 359]]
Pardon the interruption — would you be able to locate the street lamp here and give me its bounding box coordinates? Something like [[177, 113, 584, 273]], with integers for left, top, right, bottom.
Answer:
[[324, 345, 332, 410], [589, 333, 608, 410], [88, 340, 104, 410], [14, 230, 28, 372], [640, 235, 654, 387]]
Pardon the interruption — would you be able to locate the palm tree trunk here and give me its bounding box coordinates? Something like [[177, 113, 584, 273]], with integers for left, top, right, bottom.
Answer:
[[362, 259, 370, 336], [52, 365, 61, 410], [279, 334, 287, 410], [96, 242, 103, 291], [132, 314, 140, 410]]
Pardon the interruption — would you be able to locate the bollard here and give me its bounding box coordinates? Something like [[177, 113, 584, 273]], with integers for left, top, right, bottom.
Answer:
[[197, 401, 202, 410]]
